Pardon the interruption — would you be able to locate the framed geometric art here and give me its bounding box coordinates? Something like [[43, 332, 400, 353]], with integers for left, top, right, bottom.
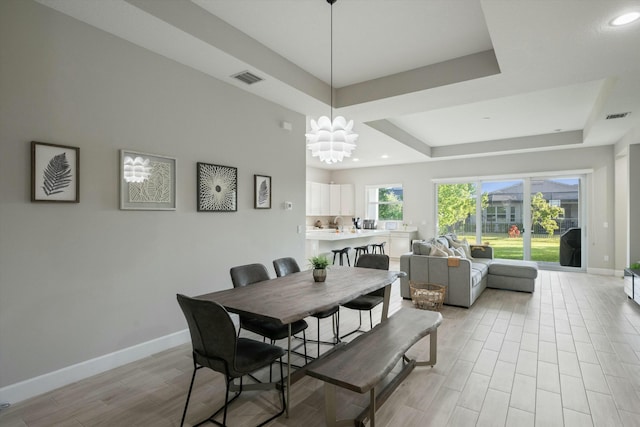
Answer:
[[254, 174, 271, 209], [31, 141, 80, 203], [119, 150, 176, 210], [197, 162, 237, 212]]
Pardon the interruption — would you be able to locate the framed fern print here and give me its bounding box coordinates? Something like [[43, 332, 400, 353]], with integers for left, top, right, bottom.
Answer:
[[31, 141, 79, 203], [120, 150, 176, 210], [254, 174, 271, 209]]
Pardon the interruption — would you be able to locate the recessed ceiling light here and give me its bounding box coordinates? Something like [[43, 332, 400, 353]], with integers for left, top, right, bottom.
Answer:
[[352, 158, 359, 162], [381, 154, 389, 159], [611, 12, 640, 26]]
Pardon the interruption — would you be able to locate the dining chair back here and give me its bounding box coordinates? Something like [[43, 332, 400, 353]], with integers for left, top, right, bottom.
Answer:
[[176, 294, 285, 427], [229, 263, 309, 363], [355, 254, 390, 297], [273, 257, 301, 277], [272, 257, 339, 357], [230, 263, 270, 287], [340, 254, 390, 338]]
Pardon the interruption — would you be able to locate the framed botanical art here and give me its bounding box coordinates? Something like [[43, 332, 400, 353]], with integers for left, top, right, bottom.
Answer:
[[197, 162, 237, 212], [119, 150, 176, 210], [31, 141, 80, 203], [254, 174, 271, 209]]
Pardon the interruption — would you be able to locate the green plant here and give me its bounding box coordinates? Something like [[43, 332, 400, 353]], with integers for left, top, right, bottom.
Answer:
[[309, 255, 330, 270], [630, 262, 640, 270]]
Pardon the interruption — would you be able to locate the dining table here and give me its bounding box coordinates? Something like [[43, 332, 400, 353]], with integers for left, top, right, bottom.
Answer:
[[195, 265, 404, 416]]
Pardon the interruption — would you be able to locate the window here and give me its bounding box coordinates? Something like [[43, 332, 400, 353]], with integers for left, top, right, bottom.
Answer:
[[435, 175, 583, 265], [365, 185, 403, 221]]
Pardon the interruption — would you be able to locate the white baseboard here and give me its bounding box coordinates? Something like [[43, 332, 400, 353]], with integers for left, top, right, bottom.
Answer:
[[0, 329, 190, 405], [586, 267, 616, 276]]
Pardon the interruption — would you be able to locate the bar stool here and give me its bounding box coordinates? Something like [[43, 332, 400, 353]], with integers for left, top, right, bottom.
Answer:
[[331, 247, 352, 266], [353, 244, 370, 264], [371, 241, 386, 254]]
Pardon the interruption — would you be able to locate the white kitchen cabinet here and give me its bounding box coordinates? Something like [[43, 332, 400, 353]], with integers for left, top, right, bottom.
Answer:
[[306, 181, 312, 215], [319, 183, 330, 215], [389, 230, 418, 259], [340, 184, 354, 216], [309, 182, 322, 215], [329, 184, 341, 216], [306, 181, 353, 217]]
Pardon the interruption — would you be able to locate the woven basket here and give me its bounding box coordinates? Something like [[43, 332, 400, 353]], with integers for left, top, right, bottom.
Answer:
[[410, 282, 446, 311]]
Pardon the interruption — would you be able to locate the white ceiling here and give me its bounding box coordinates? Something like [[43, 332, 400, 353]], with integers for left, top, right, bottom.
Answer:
[[36, 0, 640, 169]]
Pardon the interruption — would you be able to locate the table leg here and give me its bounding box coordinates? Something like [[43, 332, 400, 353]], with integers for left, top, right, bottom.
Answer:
[[287, 323, 291, 417], [325, 383, 337, 427], [381, 284, 391, 321], [370, 388, 376, 427]]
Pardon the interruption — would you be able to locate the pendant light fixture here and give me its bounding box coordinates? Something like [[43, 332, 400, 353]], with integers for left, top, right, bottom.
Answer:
[[306, 0, 358, 164]]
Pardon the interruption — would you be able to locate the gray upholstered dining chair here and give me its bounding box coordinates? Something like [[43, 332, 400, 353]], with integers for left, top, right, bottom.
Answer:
[[273, 257, 340, 356], [176, 294, 286, 427], [230, 263, 308, 362], [272, 257, 301, 277], [340, 254, 390, 338]]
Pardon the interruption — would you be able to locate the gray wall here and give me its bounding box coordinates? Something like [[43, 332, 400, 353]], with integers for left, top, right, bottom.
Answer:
[[615, 153, 629, 271], [331, 145, 616, 272], [630, 144, 640, 266], [0, 0, 306, 388]]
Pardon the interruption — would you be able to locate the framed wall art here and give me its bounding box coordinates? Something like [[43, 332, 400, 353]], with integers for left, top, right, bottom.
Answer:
[[31, 141, 80, 203], [120, 150, 176, 210], [197, 162, 237, 212], [254, 174, 271, 209]]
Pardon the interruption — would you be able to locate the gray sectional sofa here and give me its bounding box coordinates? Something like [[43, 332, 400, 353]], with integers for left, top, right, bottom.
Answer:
[[400, 235, 538, 308]]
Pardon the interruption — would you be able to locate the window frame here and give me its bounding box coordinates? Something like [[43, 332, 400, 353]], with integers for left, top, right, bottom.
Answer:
[[365, 183, 404, 222]]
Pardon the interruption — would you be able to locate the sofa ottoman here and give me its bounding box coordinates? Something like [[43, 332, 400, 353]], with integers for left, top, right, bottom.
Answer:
[[487, 259, 538, 292]]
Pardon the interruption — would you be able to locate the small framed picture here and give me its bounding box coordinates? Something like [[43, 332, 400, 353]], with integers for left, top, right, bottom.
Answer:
[[254, 174, 271, 209], [31, 141, 80, 203], [197, 163, 238, 212], [120, 150, 176, 210]]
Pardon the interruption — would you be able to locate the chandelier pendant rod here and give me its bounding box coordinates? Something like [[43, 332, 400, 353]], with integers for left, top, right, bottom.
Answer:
[[305, 0, 358, 164], [329, 0, 333, 124]]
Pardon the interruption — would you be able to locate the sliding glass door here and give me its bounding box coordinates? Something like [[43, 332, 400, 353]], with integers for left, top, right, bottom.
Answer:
[[529, 178, 580, 265], [436, 175, 583, 268], [481, 180, 524, 260], [436, 183, 479, 243]]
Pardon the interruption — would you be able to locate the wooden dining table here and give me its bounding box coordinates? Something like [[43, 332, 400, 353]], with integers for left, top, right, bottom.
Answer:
[[195, 265, 404, 416]]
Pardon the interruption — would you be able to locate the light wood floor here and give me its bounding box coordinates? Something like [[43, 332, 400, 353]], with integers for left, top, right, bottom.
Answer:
[[2, 268, 640, 426]]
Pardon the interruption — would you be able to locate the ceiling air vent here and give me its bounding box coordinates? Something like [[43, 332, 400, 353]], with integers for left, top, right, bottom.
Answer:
[[606, 112, 630, 120], [231, 71, 264, 85]]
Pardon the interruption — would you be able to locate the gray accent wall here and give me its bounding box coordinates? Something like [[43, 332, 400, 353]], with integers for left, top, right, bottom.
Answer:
[[630, 144, 640, 266], [0, 0, 306, 388]]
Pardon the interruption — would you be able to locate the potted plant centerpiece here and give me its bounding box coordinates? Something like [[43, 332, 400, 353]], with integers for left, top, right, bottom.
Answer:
[[309, 255, 330, 282]]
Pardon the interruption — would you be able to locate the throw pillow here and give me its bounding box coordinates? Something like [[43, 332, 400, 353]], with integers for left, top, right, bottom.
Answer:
[[436, 236, 450, 249], [429, 245, 448, 257], [453, 247, 466, 258], [443, 234, 458, 245], [450, 238, 473, 259], [435, 242, 455, 256], [412, 241, 432, 255]]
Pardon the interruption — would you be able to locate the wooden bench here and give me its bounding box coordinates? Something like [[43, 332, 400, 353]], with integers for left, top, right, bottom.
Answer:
[[306, 307, 442, 427]]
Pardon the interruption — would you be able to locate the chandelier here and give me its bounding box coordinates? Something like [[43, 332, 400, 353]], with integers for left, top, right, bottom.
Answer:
[[306, 0, 358, 164]]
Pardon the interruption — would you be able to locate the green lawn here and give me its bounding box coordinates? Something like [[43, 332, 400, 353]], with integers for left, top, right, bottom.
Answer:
[[458, 234, 560, 262]]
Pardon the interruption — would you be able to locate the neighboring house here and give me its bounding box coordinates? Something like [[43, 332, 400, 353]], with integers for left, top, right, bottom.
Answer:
[[468, 180, 580, 235]]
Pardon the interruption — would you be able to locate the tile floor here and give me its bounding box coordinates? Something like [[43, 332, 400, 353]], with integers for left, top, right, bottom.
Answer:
[[1, 268, 640, 426]]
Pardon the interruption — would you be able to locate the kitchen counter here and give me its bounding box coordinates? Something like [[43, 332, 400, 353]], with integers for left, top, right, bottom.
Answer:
[[306, 229, 390, 241], [305, 226, 419, 261], [305, 229, 389, 262]]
